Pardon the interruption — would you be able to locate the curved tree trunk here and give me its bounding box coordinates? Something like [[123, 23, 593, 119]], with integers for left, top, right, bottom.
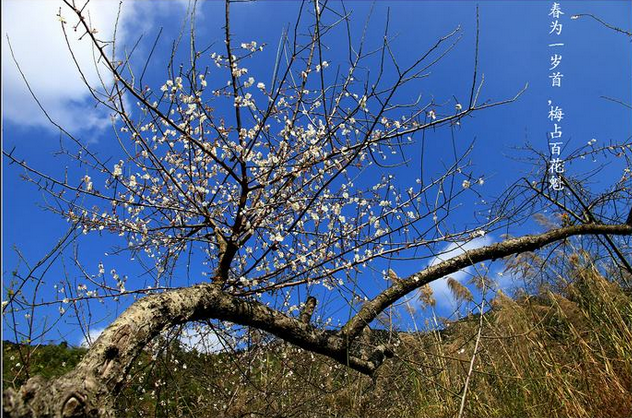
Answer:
[[3, 223, 631, 417], [2, 283, 389, 417]]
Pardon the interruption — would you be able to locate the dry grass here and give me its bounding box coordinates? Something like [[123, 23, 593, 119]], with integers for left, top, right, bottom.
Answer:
[[109, 253, 632, 417]]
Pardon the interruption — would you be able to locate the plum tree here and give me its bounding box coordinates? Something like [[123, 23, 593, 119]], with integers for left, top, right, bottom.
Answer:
[[3, 1, 631, 416]]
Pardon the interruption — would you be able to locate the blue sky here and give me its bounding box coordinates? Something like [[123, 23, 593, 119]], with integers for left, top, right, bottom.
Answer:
[[3, 0, 631, 346]]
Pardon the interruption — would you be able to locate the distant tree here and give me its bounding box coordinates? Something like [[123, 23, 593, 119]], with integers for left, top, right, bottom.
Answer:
[[3, 1, 631, 416]]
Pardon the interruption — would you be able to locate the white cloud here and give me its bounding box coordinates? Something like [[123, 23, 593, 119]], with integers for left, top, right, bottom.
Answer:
[[3, 1, 126, 131], [77, 324, 223, 352], [179, 326, 224, 354], [79, 326, 105, 347], [2, 0, 191, 133], [424, 235, 495, 310]]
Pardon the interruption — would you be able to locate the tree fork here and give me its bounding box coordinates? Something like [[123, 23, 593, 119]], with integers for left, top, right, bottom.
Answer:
[[4, 222, 631, 417], [3, 285, 385, 417]]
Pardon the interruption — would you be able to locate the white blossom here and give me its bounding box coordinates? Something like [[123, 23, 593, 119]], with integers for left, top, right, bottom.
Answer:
[[113, 161, 123, 178], [83, 175, 93, 192]]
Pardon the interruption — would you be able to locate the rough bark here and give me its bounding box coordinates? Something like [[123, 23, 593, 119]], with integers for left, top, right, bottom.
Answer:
[[3, 223, 631, 417], [2, 284, 389, 417]]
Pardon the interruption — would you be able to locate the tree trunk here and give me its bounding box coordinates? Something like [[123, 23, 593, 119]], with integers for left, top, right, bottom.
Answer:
[[4, 223, 630, 417], [2, 283, 389, 417]]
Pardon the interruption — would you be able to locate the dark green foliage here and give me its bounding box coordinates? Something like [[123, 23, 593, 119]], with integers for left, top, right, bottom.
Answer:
[[3, 341, 87, 387]]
